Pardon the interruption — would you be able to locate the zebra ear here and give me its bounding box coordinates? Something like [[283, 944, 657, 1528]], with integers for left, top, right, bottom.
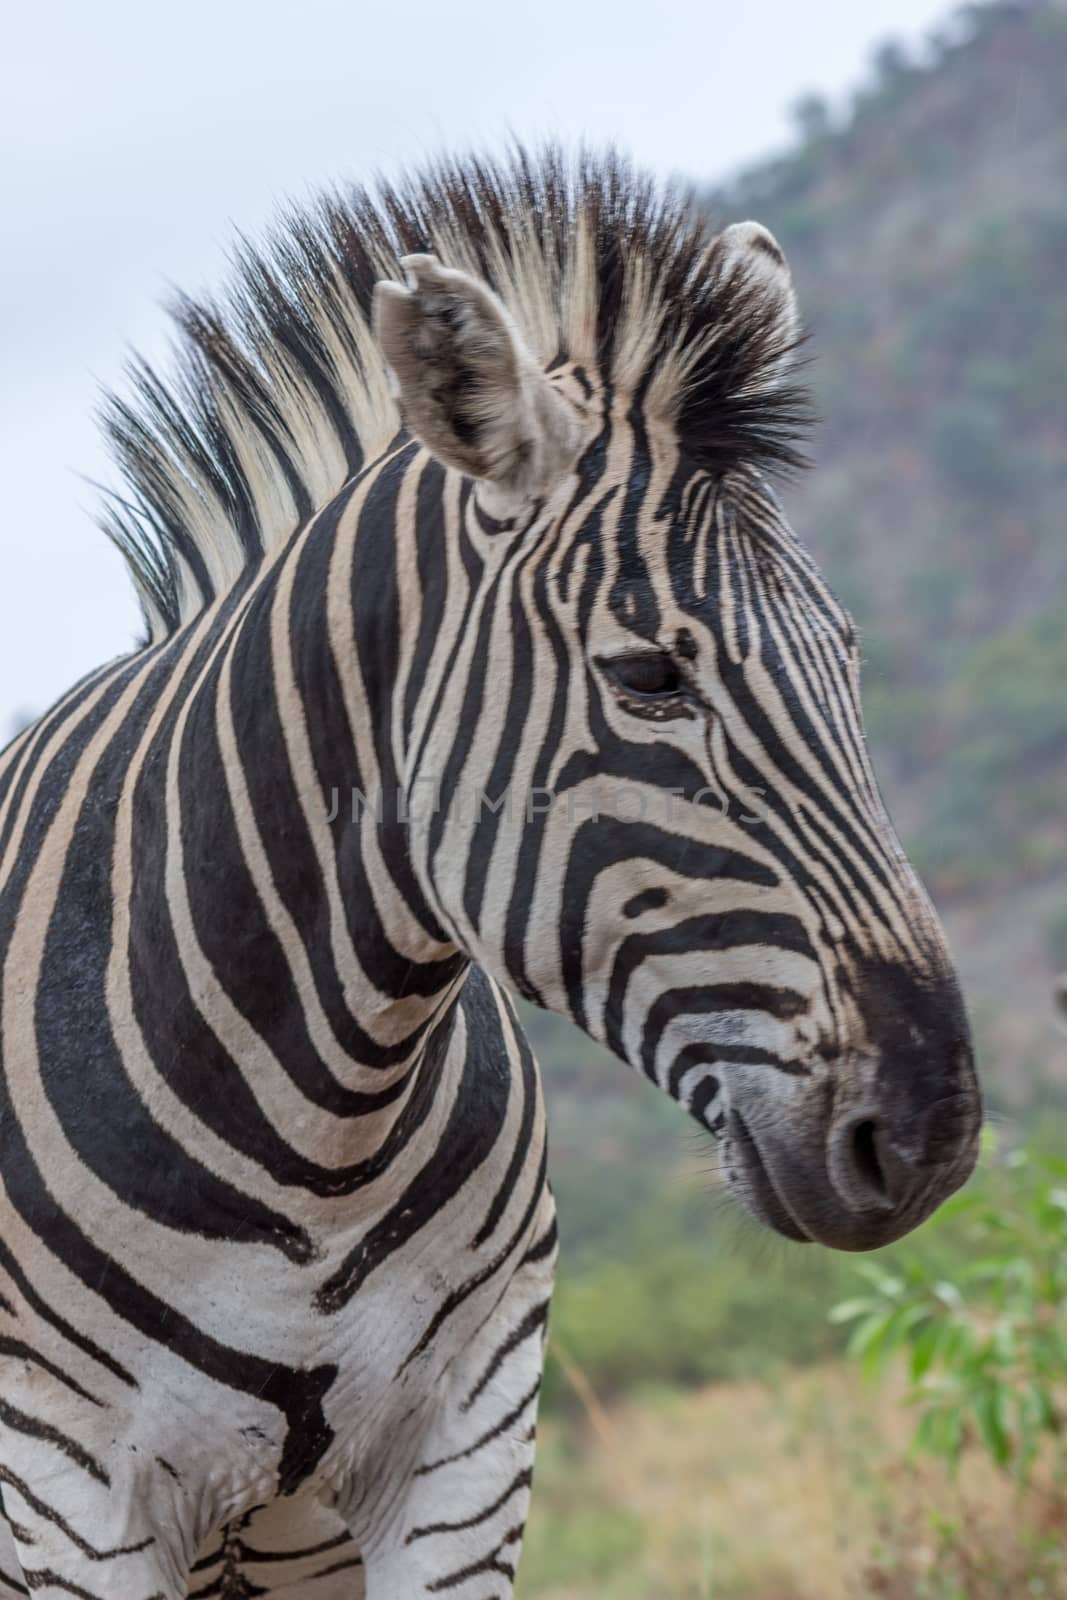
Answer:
[[373, 254, 579, 501], [718, 221, 800, 387]]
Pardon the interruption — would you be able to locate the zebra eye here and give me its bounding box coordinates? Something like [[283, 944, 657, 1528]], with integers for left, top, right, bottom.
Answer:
[[605, 651, 683, 698]]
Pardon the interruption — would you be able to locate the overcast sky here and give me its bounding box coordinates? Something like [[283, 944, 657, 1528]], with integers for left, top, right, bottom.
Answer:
[[2, 0, 957, 736]]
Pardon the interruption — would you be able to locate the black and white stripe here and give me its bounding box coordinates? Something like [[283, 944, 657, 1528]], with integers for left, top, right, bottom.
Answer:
[[0, 150, 979, 1598]]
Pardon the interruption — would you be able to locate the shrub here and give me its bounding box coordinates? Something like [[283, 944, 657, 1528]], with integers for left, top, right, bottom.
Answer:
[[833, 1133, 1067, 1482]]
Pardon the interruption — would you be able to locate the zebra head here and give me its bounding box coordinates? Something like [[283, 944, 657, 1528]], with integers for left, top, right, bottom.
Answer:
[[372, 181, 980, 1254]]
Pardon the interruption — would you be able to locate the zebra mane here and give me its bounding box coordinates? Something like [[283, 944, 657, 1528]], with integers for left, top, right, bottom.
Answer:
[[101, 147, 812, 643]]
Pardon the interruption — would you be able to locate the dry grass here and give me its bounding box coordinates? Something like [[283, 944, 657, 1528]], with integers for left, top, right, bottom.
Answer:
[[519, 1363, 1067, 1599]]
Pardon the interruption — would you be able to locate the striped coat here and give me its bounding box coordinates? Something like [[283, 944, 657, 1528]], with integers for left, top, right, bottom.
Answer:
[[0, 152, 980, 1597]]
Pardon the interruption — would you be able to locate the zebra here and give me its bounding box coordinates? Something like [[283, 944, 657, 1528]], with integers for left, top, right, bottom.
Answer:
[[0, 150, 981, 1598]]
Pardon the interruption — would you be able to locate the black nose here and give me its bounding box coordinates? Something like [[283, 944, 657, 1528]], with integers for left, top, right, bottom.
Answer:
[[827, 960, 979, 1213], [827, 1091, 977, 1218], [726, 956, 982, 1251], [824, 1038, 980, 1242]]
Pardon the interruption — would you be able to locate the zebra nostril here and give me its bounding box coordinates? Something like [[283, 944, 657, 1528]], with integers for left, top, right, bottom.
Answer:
[[849, 1118, 889, 1204], [828, 1110, 898, 1212]]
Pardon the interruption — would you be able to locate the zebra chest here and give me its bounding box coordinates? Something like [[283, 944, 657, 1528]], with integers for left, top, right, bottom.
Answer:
[[0, 1217, 529, 1544]]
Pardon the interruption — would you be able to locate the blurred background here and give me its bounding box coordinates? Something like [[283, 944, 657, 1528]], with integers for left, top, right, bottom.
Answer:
[[4, 1, 1066, 1595]]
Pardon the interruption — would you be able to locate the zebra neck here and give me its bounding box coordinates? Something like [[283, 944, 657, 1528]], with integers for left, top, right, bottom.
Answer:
[[94, 456, 468, 1207]]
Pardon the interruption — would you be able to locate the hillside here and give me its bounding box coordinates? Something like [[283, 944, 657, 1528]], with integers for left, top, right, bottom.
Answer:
[[715, 0, 1066, 883]]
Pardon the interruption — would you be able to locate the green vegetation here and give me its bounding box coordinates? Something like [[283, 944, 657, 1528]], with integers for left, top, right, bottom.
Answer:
[[776, 1133, 1067, 1598], [545, 1181, 853, 1408], [542, 1093, 1067, 1426], [835, 1134, 1067, 1481], [517, 1130, 1067, 1598]]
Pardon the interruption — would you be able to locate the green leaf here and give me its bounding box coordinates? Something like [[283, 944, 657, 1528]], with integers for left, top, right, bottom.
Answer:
[[959, 1255, 1015, 1280], [851, 1261, 905, 1298], [910, 1320, 943, 1382], [828, 1297, 878, 1325], [935, 1317, 977, 1369], [1027, 1382, 1059, 1434], [859, 1304, 928, 1380], [847, 1311, 892, 1360], [914, 1405, 944, 1458], [913, 1400, 966, 1467], [973, 1387, 1013, 1466]]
